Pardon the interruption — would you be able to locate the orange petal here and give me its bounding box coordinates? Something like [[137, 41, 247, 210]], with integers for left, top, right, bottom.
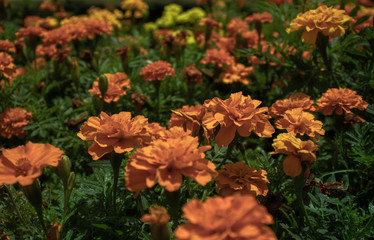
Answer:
[[283, 155, 302, 177]]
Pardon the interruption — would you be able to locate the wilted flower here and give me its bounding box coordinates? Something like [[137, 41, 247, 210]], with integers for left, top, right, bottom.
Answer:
[[269, 93, 317, 118], [174, 195, 276, 240], [270, 133, 318, 177], [181, 64, 203, 85], [125, 134, 217, 195], [139, 60, 176, 81], [215, 162, 269, 197], [220, 63, 253, 85], [286, 5, 352, 44], [0, 108, 33, 139], [77, 112, 151, 160], [316, 88, 368, 115], [0, 52, 16, 79], [204, 92, 275, 147], [200, 48, 235, 68], [275, 108, 324, 141], [0, 142, 64, 186], [88, 72, 131, 103]]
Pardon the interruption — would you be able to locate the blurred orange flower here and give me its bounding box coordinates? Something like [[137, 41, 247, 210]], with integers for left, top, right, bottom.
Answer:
[[286, 5, 352, 44], [200, 48, 235, 68], [125, 134, 217, 195], [181, 64, 203, 85], [139, 60, 176, 81], [204, 92, 275, 147], [270, 133, 318, 177], [141, 205, 170, 225], [215, 162, 269, 197], [220, 63, 253, 85], [316, 88, 368, 115], [77, 112, 150, 160], [16, 26, 46, 40], [89, 72, 131, 103], [245, 12, 273, 24], [0, 52, 15, 79], [39, 0, 57, 11], [121, 0, 149, 18], [275, 108, 324, 141], [0, 40, 15, 53], [0, 108, 32, 139], [169, 105, 216, 143], [174, 195, 276, 240], [0, 142, 64, 186], [269, 93, 317, 118], [227, 18, 248, 37]]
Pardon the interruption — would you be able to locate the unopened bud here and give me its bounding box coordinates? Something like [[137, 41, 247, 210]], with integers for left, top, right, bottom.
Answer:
[[57, 155, 71, 187], [98, 74, 108, 100]]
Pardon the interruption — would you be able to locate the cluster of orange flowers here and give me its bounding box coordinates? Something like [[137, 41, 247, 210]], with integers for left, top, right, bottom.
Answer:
[[0, 108, 33, 139]]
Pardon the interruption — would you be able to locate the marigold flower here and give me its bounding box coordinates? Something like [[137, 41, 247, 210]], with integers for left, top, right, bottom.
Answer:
[[275, 108, 324, 141], [245, 12, 273, 24], [198, 17, 221, 30], [267, 0, 292, 5], [141, 205, 170, 225], [88, 72, 131, 103], [0, 108, 32, 139], [227, 18, 248, 37], [0, 40, 15, 53], [139, 60, 176, 82], [269, 93, 317, 118], [125, 134, 217, 195], [181, 64, 203, 85], [270, 133, 318, 177], [220, 63, 253, 85], [215, 162, 269, 197], [200, 48, 235, 68], [316, 87, 368, 115], [77, 112, 150, 160], [39, 0, 57, 11], [0, 142, 64, 186], [121, 0, 149, 18], [204, 92, 275, 147], [16, 26, 46, 40], [286, 5, 353, 44], [174, 194, 276, 240], [169, 105, 216, 143], [0, 52, 16, 79]]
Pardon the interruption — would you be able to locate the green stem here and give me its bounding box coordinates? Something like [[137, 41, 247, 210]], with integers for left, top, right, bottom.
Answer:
[[3, 185, 26, 226], [110, 153, 123, 214], [218, 134, 238, 169], [155, 81, 161, 121], [165, 190, 180, 229], [316, 32, 331, 71]]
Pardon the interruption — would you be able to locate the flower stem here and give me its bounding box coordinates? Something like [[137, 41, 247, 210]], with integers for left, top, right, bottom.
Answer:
[[155, 81, 161, 121], [3, 184, 26, 226], [316, 32, 331, 71], [110, 153, 123, 214], [165, 190, 180, 229], [218, 134, 238, 169]]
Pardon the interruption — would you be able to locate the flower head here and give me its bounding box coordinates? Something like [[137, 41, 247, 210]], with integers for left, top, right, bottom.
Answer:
[[0, 52, 16, 79], [200, 49, 235, 68], [141, 205, 170, 225], [270, 133, 318, 177], [125, 133, 217, 195], [227, 18, 248, 37], [204, 92, 275, 147], [220, 63, 253, 85], [139, 60, 176, 81], [269, 93, 317, 118], [0, 108, 33, 139], [316, 88, 368, 115], [16, 26, 46, 40], [181, 64, 203, 85], [77, 112, 150, 160], [89, 72, 131, 103], [215, 162, 269, 197], [286, 5, 353, 44], [120, 0, 149, 18], [0, 40, 16, 53], [0, 142, 64, 186], [174, 195, 276, 240], [245, 12, 273, 24], [275, 108, 324, 141]]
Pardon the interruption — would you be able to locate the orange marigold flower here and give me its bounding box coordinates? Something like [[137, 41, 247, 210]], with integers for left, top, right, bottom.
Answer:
[[88, 72, 131, 103], [77, 112, 150, 160], [215, 162, 269, 197], [227, 18, 248, 37], [200, 49, 235, 68], [220, 63, 253, 85], [16, 26, 46, 40], [267, 0, 292, 5], [141, 205, 170, 225], [0, 52, 16, 79], [204, 92, 275, 147], [0, 40, 15, 53], [139, 60, 176, 82], [181, 64, 203, 85], [0, 142, 64, 186], [316, 88, 368, 115], [269, 93, 317, 118], [121, 0, 149, 18], [198, 17, 221, 30], [270, 133, 318, 177], [174, 194, 276, 240], [0, 108, 33, 139], [245, 12, 273, 24], [125, 134, 217, 195], [169, 105, 216, 143], [39, 0, 57, 11], [286, 5, 353, 44], [275, 108, 325, 141]]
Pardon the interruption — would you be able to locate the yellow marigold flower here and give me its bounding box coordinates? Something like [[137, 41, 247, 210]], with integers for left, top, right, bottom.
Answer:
[[316, 87, 368, 115], [275, 108, 325, 141], [87, 7, 123, 29], [220, 63, 253, 85], [286, 5, 353, 44], [176, 7, 206, 24], [270, 133, 318, 177], [174, 195, 276, 240]]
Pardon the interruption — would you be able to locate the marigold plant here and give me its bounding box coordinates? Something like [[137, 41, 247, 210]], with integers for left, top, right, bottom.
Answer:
[[204, 92, 275, 147], [286, 5, 353, 44], [215, 162, 269, 197], [88, 72, 131, 103], [0, 142, 64, 186], [316, 87, 368, 115], [125, 133, 217, 195], [174, 194, 277, 240], [139, 60, 176, 82], [0, 108, 33, 139]]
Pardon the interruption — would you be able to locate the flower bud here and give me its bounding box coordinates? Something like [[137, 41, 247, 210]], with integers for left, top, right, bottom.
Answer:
[[56, 155, 71, 187], [70, 57, 80, 89], [98, 74, 108, 100]]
